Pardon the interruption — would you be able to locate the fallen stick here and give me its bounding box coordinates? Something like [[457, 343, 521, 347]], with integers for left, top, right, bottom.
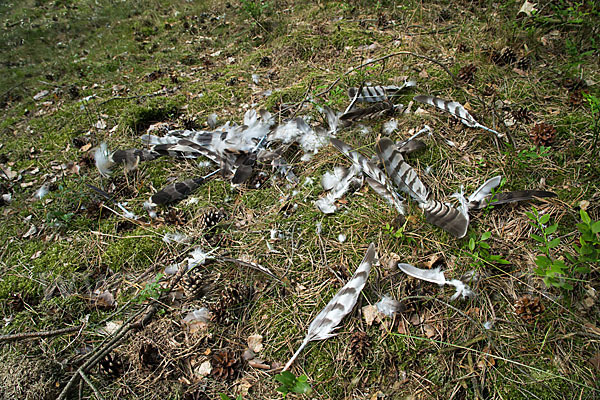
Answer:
[[0, 325, 83, 344]]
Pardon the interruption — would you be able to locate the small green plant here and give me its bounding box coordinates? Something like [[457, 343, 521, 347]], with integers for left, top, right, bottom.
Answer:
[[219, 394, 242, 400], [274, 371, 312, 398], [583, 92, 600, 151], [526, 207, 573, 289], [465, 231, 510, 270], [136, 273, 166, 303], [516, 145, 551, 167], [568, 209, 600, 271]]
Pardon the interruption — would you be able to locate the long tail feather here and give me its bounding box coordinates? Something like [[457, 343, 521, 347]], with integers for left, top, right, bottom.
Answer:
[[284, 243, 376, 370], [150, 177, 206, 206], [414, 95, 503, 139]]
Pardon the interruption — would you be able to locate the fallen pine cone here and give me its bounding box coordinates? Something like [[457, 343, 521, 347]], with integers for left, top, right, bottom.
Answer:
[[211, 349, 240, 380], [530, 123, 556, 147], [99, 352, 125, 378], [349, 331, 371, 361], [458, 64, 477, 84], [514, 295, 544, 323]]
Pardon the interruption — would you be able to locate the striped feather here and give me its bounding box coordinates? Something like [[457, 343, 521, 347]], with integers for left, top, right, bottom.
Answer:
[[330, 138, 405, 214], [375, 138, 429, 203], [420, 200, 469, 238], [340, 102, 401, 121], [150, 177, 206, 206], [413, 95, 502, 138], [470, 190, 556, 210], [283, 243, 376, 371]]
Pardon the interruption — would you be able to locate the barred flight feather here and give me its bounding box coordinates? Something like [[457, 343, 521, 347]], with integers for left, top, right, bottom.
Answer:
[[420, 200, 469, 238], [413, 95, 502, 139], [330, 138, 405, 214], [375, 138, 429, 203], [283, 243, 376, 371]]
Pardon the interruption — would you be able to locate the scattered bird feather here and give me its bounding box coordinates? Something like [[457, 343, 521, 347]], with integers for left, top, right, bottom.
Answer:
[[340, 102, 401, 121], [413, 95, 503, 139], [283, 243, 376, 370], [34, 183, 49, 200], [375, 295, 403, 317], [383, 119, 398, 135], [347, 80, 416, 103], [397, 263, 474, 300], [471, 190, 557, 210]]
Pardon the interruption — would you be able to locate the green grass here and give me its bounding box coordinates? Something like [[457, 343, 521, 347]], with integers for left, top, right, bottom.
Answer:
[[1, 0, 599, 399]]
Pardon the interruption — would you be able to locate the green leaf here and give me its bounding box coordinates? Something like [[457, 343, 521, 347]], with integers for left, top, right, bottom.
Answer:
[[562, 282, 573, 290], [535, 255, 552, 268], [592, 221, 600, 234], [292, 381, 312, 394], [547, 237, 560, 248], [525, 211, 535, 220], [545, 224, 558, 235], [580, 209, 591, 224], [481, 231, 492, 241], [530, 234, 545, 243], [575, 266, 591, 274], [274, 371, 295, 386], [480, 242, 490, 250], [219, 394, 231, 400], [539, 214, 551, 224], [468, 237, 475, 251]]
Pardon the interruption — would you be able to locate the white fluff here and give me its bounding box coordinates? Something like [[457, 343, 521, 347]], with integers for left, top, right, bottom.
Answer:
[[315, 165, 362, 214], [207, 113, 218, 129], [375, 295, 403, 317], [252, 74, 260, 84], [338, 234, 346, 243], [183, 308, 212, 323], [34, 183, 49, 200], [383, 119, 398, 135], [186, 247, 215, 269], [315, 197, 337, 214], [162, 232, 190, 244], [398, 263, 475, 301], [94, 143, 114, 177]]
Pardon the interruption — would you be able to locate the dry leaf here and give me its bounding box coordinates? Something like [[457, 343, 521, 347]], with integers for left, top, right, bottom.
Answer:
[[247, 334, 264, 353], [422, 324, 436, 338], [518, 1, 537, 17], [362, 304, 379, 326]]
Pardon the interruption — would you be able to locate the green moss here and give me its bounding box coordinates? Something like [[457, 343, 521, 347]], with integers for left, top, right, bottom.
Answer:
[[103, 228, 163, 272]]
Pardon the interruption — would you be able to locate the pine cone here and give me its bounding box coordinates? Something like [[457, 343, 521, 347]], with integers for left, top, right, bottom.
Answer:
[[530, 123, 556, 147], [164, 208, 187, 226], [211, 350, 240, 380], [99, 353, 125, 378], [456, 43, 470, 53], [182, 268, 206, 298], [568, 89, 587, 107], [210, 284, 252, 324], [200, 208, 226, 232], [514, 295, 544, 323], [458, 64, 477, 84], [349, 331, 370, 361], [492, 47, 517, 66], [511, 107, 533, 123], [515, 56, 530, 70]]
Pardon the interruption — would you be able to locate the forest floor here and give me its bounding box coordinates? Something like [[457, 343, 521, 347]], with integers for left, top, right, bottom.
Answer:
[[1, 1, 599, 399]]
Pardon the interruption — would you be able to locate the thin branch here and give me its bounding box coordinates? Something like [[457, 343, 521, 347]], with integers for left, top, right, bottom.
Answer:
[[0, 325, 83, 344], [315, 51, 457, 99], [79, 371, 106, 400]]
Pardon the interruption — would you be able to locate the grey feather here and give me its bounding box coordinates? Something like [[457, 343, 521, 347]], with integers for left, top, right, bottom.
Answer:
[[340, 102, 401, 121], [470, 190, 557, 210], [468, 176, 502, 205], [283, 243, 376, 371], [375, 138, 429, 203], [331, 138, 405, 214], [413, 95, 503, 139], [150, 177, 206, 206]]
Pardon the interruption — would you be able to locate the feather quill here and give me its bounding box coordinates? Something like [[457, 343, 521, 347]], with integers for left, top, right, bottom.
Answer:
[[330, 138, 405, 214], [468, 176, 502, 205], [413, 95, 503, 139], [283, 243, 376, 370], [397, 263, 474, 300]]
